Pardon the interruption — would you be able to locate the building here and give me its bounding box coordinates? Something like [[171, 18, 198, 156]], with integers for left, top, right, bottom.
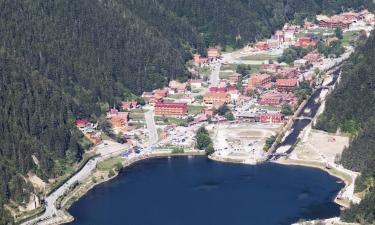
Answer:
[[121, 101, 138, 111], [109, 111, 129, 128], [193, 54, 201, 64], [255, 42, 269, 50], [247, 74, 272, 89], [267, 39, 280, 49], [207, 48, 219, 59], [303, 52, 321, 64], [260, 113, 284, 123], [75, 118, 89, 128], [276, 79, 299, 92], [209, 86, 227, 93], [294, 59, 308, 68], [169, 80, 186, 93], [203, 92, 231, 104], [155, 102, 188, 116], [298, 37, 318, 48], [260, 64, 281, 73], [228, 73, 241, 84], [258, 92, 283, 106], [274, 30, 285, 43], [190, 79, 203, 88], [317, 15, 353, 29], [277, 67, 299, 79]]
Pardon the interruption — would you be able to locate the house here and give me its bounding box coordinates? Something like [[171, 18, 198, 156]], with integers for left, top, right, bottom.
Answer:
[[274, 30, 285, 43], [276, 79, 299, 92], [203, 92, 231, 105], [317, 15, 353, 29], [277, 67, 299, 79], [155, 102, 188, 116], [142, 91, 154, 100], [169, 80, 187, 93], [258, 92, 283, 106], [111, 112, 129, 128], [326, 37, 339, 46], [303, 52, 321, 64], [209, 86, 227, 93], [193, 54, 201, 64], [121, 101, 138, 111], [294, 59, 308, 68], [207, 48, 219, 59], [228, 73, 241, 84], [75, 118, 89, 128], [297, 37, 318, 48], [255, 42, 269, 50], [260, 64, 281, 73], [247, 74, 272, 89], [154, 89, 168, 99], [260, 113, 284, 123], [190, 79, 203, 89]]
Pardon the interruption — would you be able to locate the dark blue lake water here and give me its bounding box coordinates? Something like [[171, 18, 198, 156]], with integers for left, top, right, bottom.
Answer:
[[68, 157, 343, 225]]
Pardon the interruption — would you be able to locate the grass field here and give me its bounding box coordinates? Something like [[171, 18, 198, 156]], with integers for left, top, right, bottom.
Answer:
[[97, 157, 124, 171], [240, 53, 278, 61], [342, 30, 358, 47], [188, 105, 204, 115]]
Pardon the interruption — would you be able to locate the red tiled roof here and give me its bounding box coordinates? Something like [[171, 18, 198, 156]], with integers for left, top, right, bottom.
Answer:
[[276, 79, 298, 87], [155, 102, 187, 108]]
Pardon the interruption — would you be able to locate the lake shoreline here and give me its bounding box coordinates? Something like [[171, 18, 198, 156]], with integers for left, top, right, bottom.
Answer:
[[37, 151, 352, 225]]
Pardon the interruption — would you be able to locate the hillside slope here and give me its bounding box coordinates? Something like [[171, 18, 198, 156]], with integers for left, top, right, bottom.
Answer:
[[316, 32, 375, 224], [0, 0, 372, 223]]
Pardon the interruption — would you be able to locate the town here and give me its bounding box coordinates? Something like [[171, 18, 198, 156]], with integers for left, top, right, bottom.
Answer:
[[73, 9, 374, 163], [21, 9, 375, 225]]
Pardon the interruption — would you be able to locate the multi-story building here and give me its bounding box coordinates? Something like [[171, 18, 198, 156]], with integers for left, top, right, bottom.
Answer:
[[276, 79, 299, 92], [155, 102, 188, 116], [247, 74, 272, 89], [203, 92, 231, 105]]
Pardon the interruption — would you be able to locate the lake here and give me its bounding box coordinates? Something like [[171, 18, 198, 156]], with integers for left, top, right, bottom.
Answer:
[[68, 156, 343, 225]]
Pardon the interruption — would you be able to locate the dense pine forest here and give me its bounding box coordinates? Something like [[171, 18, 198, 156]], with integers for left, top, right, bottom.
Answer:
[[0, 0, 373, 223], [316, 31, 375, 224]]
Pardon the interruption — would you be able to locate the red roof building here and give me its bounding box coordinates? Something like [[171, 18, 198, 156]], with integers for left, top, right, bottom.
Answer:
[[276, 67, 299, 79], [121, 101, 138, 111], [155, 102, 188, 116], [260, 64, 281, 73], [260, 113, 284, 123], [207, 48, 219, 59], [203, 92, 231, 105], [248, 74, 272, 89], [255, 42, 269, 50], [75, 118, 89, 128], [317, 15, 353, 29], [303, 52, 321, 64], [258, 92, 283, 106], [276, 79, 299, 92], [298, 37, 318, 48], [228, 73, 242, 83], [209, 86, 227, 93]]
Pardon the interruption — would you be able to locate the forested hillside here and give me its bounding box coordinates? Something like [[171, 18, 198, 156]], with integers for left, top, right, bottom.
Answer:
[[316, 32, 375, 224], [0, 0, 372, 223], [156, 0, 374, 47]]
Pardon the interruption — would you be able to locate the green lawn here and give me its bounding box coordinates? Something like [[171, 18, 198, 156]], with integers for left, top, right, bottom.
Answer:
[[342, 31, 358, 47], [97, 157, 124, 171], [129, 112, 145, 121], [188, 105, 204, 115], [219, 71, 232, 79], [295, 28, 335, 38], [240, 53, 278, 61], [221, 64, 238, 71], [168, 93, 185, 99], [155, 116, 187, 126]]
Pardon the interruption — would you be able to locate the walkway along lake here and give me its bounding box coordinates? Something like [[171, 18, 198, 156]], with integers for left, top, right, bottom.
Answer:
[[68, 157, 343, 225]]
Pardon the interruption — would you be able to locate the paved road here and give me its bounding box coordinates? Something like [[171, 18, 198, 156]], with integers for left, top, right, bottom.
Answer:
[[208, 62, 221, 87], [144, 108, 158, 150], [22, 141, 127, 225]]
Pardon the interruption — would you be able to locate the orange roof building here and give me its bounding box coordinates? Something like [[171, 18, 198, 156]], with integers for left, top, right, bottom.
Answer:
[[155, 102, 188, 116], [203, 92, 231, 105], [247, 74, 272, 89], [207, 48, 219, 59], [276, 79, 299, 92]]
